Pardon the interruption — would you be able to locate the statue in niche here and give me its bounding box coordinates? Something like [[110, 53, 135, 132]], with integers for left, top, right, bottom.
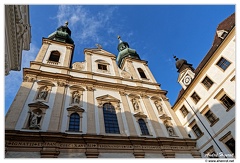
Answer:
[[165, 121, 175, 136], [29, 110, 42, 129], [38, 86, 48, 100], [132, 98, 140, 111], [154, 101, 164, 115], [72, 91, 81, 104]]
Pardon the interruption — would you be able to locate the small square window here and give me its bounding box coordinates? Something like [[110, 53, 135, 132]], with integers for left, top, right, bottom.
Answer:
[[204, 110, 219, 126], [202, 76, 214, 90], [225, 138, 235, 154], [220, 94, 235, 110], [204, 146, 218, 158], [98, 64, 107, 71], [216, 57, 231, 71], [180, 105, 189, 118], [191, 92, 201, 104], [192, 124, 203, 138]]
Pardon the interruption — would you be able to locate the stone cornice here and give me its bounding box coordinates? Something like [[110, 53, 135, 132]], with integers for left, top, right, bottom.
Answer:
[[24, 68, 165, 95], [42, 38, 75, 47], [29, 61, 161, 87]]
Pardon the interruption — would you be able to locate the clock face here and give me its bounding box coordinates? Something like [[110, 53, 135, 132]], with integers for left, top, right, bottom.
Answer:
[[183, 75, 192, 85]]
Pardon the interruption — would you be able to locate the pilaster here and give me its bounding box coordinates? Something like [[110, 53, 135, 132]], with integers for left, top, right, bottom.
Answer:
[[5, 81, 34, 129], [86, 86, 96, 134], [34, 39, 51, 63], [119, 91, 138, 136], [86, 52, 93, 79], [48, 81, 67, 132], [143, 62, 157, 83], [141, 94, 165, 137], [111, 57, 121, 83]]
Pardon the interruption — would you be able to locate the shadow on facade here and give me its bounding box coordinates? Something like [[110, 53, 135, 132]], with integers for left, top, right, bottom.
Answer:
[[5, 83, 220, 158]]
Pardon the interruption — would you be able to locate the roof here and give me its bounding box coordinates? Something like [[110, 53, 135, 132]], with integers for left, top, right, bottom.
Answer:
[[173, 12, 235, 107]]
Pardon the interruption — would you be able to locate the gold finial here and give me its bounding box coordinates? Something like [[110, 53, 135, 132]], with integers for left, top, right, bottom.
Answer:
[[65, 21, 68, 27]]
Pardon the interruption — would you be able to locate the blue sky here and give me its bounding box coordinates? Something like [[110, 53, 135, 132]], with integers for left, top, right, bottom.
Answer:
[[4, 4, 235, 114]]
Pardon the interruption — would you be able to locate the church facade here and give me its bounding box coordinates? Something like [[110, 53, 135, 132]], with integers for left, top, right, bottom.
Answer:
[[5, 13, 235, 158]]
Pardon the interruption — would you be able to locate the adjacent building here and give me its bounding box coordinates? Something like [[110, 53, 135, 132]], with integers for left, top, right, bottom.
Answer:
[[5, 5, 31, 75], [172, 13, 235, 158]]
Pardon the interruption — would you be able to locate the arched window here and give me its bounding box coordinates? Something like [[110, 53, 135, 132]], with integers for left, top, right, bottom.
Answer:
[[138, 118, 149, 135], [49, 51, 60, 62], [137, 68, 147, 79], [69, 113, 80, 132], [103, 103, 120, 134]]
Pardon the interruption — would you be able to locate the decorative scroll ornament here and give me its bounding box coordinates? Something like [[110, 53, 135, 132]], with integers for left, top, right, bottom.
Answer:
[[72, 62, 85, 70]]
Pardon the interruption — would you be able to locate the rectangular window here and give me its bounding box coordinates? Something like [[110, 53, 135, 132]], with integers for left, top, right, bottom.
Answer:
[[225, 138, 235, 154], [220, 94, 235, 110], [204, 110, 219, 126], [204, 146, 218, 158], [180, 105, 189, 118], [216, 57, 231, 71], [192, 124, 203, 138], [202, 76, 214, 90], [98, 64, 107, 70], [191, 92, 201, 104]]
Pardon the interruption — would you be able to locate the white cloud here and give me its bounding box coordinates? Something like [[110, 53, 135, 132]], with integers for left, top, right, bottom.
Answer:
[[55, 5, 119, 45]]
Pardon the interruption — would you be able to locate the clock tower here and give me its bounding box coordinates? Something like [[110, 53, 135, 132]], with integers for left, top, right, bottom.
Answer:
[[174, 56, 195, 90]]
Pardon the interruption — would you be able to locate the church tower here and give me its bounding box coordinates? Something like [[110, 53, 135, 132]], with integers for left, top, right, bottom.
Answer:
[[5, 23, 200, 158]]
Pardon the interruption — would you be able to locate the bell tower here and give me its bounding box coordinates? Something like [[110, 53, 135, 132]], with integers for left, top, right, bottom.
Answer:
[[174, 56, 195, 90], [33, 21, 74, 71], [116, 36, 158, 84]]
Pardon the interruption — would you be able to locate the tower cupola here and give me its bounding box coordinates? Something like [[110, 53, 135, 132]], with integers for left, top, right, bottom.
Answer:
[[174, 56, 194, 73], [116, 36, 140, 68], [48, 21, 74, 44]]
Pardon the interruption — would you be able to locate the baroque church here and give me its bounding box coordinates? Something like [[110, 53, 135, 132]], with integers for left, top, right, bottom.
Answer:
[[5, 12, 235, 158]]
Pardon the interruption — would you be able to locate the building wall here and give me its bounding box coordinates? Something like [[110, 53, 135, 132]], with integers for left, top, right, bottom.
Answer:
[[173, 27, 235, 158]]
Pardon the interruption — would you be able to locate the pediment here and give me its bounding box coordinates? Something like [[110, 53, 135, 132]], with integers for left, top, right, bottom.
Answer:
[[128, 94, 140, 99], [150, 96, 162, 101], [133, 112, 147, 118], [84, 48, 116, 58], [67, 105, 85, 112], [28, 101, 49, 109], [159, 114, 172, 120], [96, 94, 120, 103], [37, 80, 55, 87], [69, 85, 85, 91]]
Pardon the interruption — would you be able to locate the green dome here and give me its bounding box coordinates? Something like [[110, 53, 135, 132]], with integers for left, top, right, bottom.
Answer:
[[48, 22, 74, 44], [116, 36, 140, 68]]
